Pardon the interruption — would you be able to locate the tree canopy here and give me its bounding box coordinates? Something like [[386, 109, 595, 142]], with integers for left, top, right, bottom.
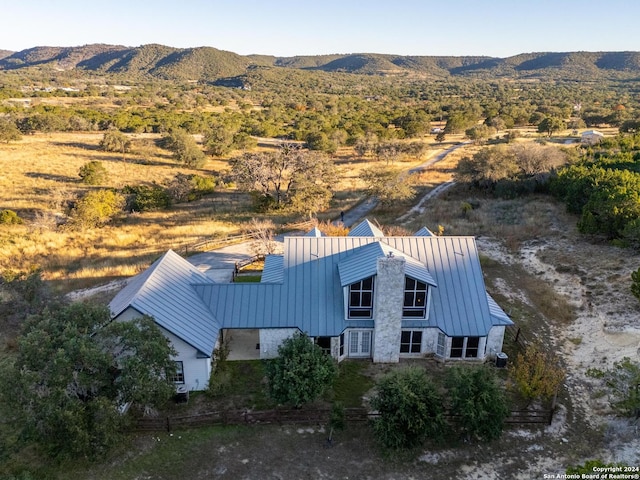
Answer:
[[446, 365, 509, 441], [265, 332, 337, 407], [359, 165, 416, 206], [230, 144, 335, 213], [371, 367, 445, 449], [0, 303, 176, 459]]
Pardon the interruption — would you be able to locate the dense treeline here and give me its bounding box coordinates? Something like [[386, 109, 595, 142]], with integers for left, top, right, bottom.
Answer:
[[550, 133, 640, 246], [2, 65, 640, 154]]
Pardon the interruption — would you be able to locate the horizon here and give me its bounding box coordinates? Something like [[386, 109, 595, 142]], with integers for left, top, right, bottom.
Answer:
[[1, 0, 639, 58], [3, 42, 640, 59]]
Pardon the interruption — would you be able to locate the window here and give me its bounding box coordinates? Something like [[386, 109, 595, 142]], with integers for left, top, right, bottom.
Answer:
[[339, 333, 345, 356], [450, 336, 481, 359], [465, 337, 480, 358], [315, 336, 331, 355], [400, 330, 422, 353], [450, 337, 464, 358], [172, 361, 185, 384], [349, 277, 374, 318], [436, 332, 446, 357], [403, 277, 427, 318]]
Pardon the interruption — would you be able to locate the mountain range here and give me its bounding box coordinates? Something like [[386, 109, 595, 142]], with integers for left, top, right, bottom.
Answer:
[[2, 44, 640, 82]]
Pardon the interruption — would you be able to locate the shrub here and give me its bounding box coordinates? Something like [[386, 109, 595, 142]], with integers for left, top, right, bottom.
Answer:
[[99, 129, 131, 153], [446, 365, 509, 441], [166, 173, 215, 203], [122, 184, 171, 212], [0, 209, 23, 225], [265, 332, 337, 407], [371, 367, 446, 449], [70, 190, 125, 228], [509, 343, 565, 403], [78, 160, 109, 185]]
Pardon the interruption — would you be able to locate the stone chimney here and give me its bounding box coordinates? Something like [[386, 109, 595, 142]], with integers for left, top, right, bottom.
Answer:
[[372, 254, 405, 362]]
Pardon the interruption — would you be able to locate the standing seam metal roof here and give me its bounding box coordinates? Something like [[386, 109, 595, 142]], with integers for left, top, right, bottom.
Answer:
[[109, 250, 220, 356], [195, 235, 509, 338]]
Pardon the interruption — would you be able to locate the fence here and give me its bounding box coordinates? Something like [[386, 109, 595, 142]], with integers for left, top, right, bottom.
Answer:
[[183, 220, 316, 256], [132, 406, 554, 433], [506, 325, 529, 350]]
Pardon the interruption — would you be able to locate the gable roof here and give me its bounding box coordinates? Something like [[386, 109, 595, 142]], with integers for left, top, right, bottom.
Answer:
[[337, 241, 437, 288], [109, 250, 220, 357], [414, 226, 434, 236], [261, 254, 284, 283], [348, 218, 384, 237], [305, 227, 324, 237], [195, 235, 508, 338]]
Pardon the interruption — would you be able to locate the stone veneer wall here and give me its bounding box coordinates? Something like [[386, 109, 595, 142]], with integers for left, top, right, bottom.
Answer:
[[372, 255, 405, 362]]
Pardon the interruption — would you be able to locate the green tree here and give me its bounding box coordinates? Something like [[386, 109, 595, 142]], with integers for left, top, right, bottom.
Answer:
[[0, 118, 21, 143], [537, 116, 566, 137], [230, 144, 335, 211], [631, 267, 640, 301], [465, 124, 495, 144], [0, 303, 176, 459], [510, 343, 565, 403], [99, 129, 131, 154], [122, 184, 171, 212], [454, 145, 519, 188], [78, 160, 109, 185], [162, 129, 206, 167], [204, 124, 235, 156], [265, 332, 337, 407], [371, 367, 446, 449], [70, 189, 125, 228], [359, 165, 416, 206], [603, 357, 640, 416], [446, 365, 509, 441]]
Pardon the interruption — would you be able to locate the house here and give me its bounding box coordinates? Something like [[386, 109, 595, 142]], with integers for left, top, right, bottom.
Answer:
[[581, 129, 604, 145], [109, 219, 512, 391]]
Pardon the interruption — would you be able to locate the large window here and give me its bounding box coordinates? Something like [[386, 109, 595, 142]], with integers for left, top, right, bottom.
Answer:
[[403, 277, 427, 318], [450, 337, 481, 358], [400, 330, 422, 353], [349, 277, 374, 318], [172, 361, 185, 384]]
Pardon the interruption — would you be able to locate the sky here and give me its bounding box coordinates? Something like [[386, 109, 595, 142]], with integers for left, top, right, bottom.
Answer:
[[2, 0, 639, 58]]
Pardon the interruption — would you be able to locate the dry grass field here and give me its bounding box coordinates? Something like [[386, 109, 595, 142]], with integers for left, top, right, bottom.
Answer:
[[0, 131, 455, 293]]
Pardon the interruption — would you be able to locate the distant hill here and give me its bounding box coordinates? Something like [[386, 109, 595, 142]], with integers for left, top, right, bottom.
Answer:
[[2, 44, 640, 82]]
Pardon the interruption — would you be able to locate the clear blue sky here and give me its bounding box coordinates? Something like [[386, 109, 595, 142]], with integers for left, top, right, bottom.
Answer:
[[2, 0, 639, 57]]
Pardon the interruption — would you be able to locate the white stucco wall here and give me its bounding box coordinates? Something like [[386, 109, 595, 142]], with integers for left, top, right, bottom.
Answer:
[[259, 328, 299, 359], [486, 326, 507, 359], [114, 307, 211, 391]]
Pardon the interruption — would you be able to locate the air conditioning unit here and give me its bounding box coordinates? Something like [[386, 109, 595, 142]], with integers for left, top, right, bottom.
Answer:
[[174, 385, 189, 403]]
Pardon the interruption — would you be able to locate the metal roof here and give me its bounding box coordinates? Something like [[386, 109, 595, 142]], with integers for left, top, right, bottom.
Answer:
[[348, 218, 384, 237], [487, 293, 514, 326], [261, 255, 284, 283], [109, 250, 220, 357], [305, 227, 324, 237], [337, 241, 436, 287], [196, 235, 506, 338], [414, 226, 434, 236]]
